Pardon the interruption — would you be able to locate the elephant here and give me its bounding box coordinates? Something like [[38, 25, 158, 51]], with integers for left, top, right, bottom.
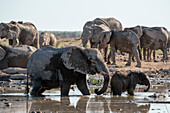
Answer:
[[26, 46, 110, 96], [110, 71, 151, 96], [124, 26, 169, 61], [108, 30, 141, 67], [0, 45, 37, 70], [81, 17, 123, 61], [0, 21, 40, 49], [39, 32, 57, 48]]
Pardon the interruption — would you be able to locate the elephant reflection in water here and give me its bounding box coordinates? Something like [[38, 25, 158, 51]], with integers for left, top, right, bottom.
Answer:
[[29, 96, 89, 112], [87, 96, 150, 113], [28, 96, 150, 113]]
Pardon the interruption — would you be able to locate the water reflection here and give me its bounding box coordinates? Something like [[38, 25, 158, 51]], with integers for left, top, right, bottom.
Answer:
[[28, 95, 151, 113]]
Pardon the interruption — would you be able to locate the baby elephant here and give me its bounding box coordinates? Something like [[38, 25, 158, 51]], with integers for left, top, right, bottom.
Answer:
[[110, 71, 151, 96]]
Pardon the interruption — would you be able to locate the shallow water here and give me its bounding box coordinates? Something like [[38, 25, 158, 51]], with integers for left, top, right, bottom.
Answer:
[[0, 86, 170, 113]]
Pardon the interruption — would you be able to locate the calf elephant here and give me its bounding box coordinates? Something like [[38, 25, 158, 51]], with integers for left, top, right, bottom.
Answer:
[[110, 71, 151, 96], [125, 26, 169, 61], [0, 21, 40, 49], [39, 32, 57, 48], [0, 45, 37, 70], [27, 46, 110, 96], [108, 30, 141, 67]]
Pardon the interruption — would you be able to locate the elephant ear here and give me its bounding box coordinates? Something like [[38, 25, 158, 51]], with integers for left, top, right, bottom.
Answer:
[[0, 46, 6, 61], [61, 47, 90, 74]]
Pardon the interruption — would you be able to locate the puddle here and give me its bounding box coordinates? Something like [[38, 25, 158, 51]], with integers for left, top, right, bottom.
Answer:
[[0, 86, 170, 113]]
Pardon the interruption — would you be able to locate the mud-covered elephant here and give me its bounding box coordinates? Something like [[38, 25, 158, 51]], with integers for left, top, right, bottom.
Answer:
[[125, 26, 169, 61], [108, 30, 141, 67], [39, 32, 57, 48], [0, 21, 40, 49], [110, 71, 151, 96], [27, 46, 110, 96], [0, 45, 37, 70]]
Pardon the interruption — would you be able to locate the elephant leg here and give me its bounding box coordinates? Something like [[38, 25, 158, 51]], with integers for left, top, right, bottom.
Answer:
[[126, 53, 132, 66], [134, 49, 141, 67], [38, 88, 46, 95], [31, 79, 43, 96], [153, 50, 156, 62], [162, 48, 168, 61], [104, 45, 108, 62], [127, 88, 134, 96], [137, 45, 142, 60], [107, 52, 111, 64], [143, 48, 146, 61], [111, 86, 122, 95], [76, 74, 90, 95], [60, 82, 71, 96], [110, 47, 116, 65]]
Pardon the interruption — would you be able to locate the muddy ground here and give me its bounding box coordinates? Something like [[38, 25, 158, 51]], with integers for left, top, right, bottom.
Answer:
[[0, 53, 170, 113]]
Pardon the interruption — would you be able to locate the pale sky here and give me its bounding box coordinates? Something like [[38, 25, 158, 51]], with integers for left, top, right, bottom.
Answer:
[[0, 0, 170, 31]]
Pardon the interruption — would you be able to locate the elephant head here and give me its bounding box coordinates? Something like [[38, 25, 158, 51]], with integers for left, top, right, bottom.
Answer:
[[81, 26, 93, 47], [131, 72, 151, 92], [61, 46, 110, 95], [0, 23, 10, 38], [0, 23, 20, 46], [0, 46, 6, 61], [124, 25, 143, 38], [90, 24, 111, 48]]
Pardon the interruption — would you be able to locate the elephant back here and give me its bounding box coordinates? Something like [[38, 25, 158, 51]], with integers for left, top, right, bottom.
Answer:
[[95, 18, 123, 31]]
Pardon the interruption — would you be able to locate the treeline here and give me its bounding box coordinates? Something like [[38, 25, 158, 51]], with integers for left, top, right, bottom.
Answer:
[[39, 31, 82, 38]]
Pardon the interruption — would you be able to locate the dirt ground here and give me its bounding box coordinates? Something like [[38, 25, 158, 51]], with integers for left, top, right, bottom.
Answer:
[[0, 38, 170, 113]]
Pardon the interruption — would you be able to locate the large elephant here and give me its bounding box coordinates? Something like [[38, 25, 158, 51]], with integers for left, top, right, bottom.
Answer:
[[39, 32, 57, 48], [82, 17, 123, 47], [125, 26, 169, 61], [27, 46, 110, 96], [110, 71, 151, 96], [81, 17, 123, 61], [108, 30, 141, 67], [0, 45, 37, 70], [0, 21, 40, 49]]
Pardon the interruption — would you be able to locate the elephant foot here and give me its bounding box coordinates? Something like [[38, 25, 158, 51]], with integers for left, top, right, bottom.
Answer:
[[125, 63, 131, 66], [135, 64, 141, 68], [111, 63, 116, 65], [161, 58, 168, 61], [154, 60, 158, 62], [107, 61, 111, 64]]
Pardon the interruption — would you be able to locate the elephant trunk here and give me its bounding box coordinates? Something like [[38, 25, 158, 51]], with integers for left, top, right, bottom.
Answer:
[[94, 62, 110, 95], [95, 73, 110, 95], [144, 81, 151, 92]]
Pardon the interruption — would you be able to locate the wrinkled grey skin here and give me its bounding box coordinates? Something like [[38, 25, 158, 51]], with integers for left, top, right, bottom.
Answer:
[[39, 32, 57, 48], [111, 71, 151, 96], [81, 18, 123, 61], [82, 17, 123, 47], [108, 30, 141, 67], [0, 21, 40, 49], [0, 45, 37, 70], [125, 26, 169, 61], [27, 46, 110, 96]]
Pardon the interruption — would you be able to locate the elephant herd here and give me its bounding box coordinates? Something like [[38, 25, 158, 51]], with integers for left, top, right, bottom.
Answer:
[[82, 17, 169, 67], [0, 17, 169, 96]]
